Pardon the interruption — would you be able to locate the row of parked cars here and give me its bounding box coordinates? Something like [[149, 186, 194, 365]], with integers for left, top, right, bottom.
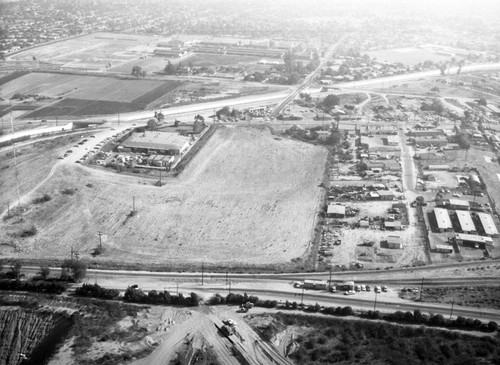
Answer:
[[339, 285, 388, 295]]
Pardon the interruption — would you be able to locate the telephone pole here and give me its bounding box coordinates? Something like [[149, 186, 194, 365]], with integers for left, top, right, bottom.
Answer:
[[449, 297, 455, 320], [201, 261, 204, 286], [97, 231, 103, 251]]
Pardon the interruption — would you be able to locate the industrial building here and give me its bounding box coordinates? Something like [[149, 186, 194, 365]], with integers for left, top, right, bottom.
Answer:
[[327, 205, 346, 218], [120, 131, 190, 156], [475, 212, 499, 237], [434, 208, 453, 232], [454, 233, 493, 249], [433, 244, 454, 254], [447, 199, 470, 210], [414, 138, 448, 147], [384, 221, 402, 230], [455, 210, 476, 234]]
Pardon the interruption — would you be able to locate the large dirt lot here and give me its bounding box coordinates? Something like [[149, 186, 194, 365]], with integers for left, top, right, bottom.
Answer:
[[7, 32, 161, 71], [0, 127, 327, 267]]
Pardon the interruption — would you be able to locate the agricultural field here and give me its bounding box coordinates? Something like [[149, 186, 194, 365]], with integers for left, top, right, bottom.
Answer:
[[6, 32, 162, 71], [0, 127, 328, 268]]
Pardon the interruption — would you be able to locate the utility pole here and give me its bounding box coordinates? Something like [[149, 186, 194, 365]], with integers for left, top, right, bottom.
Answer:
[[97, 231, 103, 251], [449, 297, 455, 319], [328, 269, 332, 292], [420, 278, 424, 301], [301, 280, 305, 306], [132, 196, 135, 214], [10, 112, 21, 207], [374, 291, 378, 311], [201, 261, 204, 286], [176, 281, 179, 295]]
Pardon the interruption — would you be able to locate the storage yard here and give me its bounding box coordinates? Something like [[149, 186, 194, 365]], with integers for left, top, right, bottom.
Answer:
[[0, 127, 327, 267]]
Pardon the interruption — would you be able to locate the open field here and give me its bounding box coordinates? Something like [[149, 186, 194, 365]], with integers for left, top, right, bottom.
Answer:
[[0, 127, 328, 267], [0, 72, 177, 102], [6, 32, 162, 71], [366, 47, 454, 65]]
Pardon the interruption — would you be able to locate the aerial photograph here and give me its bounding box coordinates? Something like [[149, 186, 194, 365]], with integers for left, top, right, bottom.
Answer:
[[1, 0, 500, 363]]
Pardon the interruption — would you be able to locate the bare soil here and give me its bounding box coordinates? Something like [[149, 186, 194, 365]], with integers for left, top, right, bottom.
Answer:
[[0, 127, 327, 267]]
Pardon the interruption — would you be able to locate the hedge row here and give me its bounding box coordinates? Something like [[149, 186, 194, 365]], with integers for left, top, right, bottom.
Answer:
[[208, 292, 498, 333], [0, 279, 68, 294], [123, 286, 200, 307], [363, 309, 498, 333], [75, 283, 120, 300]]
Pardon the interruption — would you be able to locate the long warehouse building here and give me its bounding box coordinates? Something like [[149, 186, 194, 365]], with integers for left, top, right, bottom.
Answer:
[[455, 210, 476, 234], [434, 208, 453, 232], [476, 212, 499, 237]]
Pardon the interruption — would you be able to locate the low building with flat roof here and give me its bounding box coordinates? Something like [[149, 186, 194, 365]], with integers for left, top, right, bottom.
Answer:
[[448, 199, 470, 210], [455, 210, 476, 234], [120, 131, 190, 155], [434, 208, 453, 232], [476, 212, 499, 237], [454, 233, 493, 248], [384, 235, 402, 249], [327, 205, 346, 218]]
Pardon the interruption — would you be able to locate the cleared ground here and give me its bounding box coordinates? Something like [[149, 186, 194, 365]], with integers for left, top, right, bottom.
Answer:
[[0, 127, 327, 266], [7, 32, 161, 71]]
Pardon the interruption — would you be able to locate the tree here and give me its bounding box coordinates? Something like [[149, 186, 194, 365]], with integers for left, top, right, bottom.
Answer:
[[164, 60, 176, 75], [478, 97, 487, 106], [61, 259, 87, 282], [322, 94, 340, 111], [131, 66, 146, 78], [10, 260, 22, 281], [327, 131, 342, 146], [147, 118, 158, 130], [39, 266, 50, 280]]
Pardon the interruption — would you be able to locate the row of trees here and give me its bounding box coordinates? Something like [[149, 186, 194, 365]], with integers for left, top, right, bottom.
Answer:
[[124, 286, 200, 306], [364, 309, 498, 333], [0, 259, 87, 283]]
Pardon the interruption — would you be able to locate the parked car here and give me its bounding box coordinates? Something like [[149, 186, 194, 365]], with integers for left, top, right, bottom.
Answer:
[[344, 290, 355, 295]]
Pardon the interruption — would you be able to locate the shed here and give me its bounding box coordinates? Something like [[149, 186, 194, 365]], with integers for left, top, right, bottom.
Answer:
[[377, 190, 395, 200], [448, 199, 470, 210], [434, 244, 454, 253], [384, 235, 403, 249], [384, 221, 402, 230]]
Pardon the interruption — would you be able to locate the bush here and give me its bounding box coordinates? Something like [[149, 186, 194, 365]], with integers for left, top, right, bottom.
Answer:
[[123, 286, 200, 306], [61, 259, 87, 282], [32, 193, 52, 204], [75, 283, 120, 300], [0, 279, 68, 294]]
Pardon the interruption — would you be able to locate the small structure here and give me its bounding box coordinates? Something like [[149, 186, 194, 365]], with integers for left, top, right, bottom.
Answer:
[[316, 130, 331, 141], [433, 244, 454, 253], [384, 235, 403, 249], [447, 199, 470, 210], [327, 205, 346, 218], [377, 190, 395, 200], [337, 281, 355, 291], [454, 233, 493, 249], [426, 164, 451, 171], [384, 221, 402, 230], [476, 212, 499, 237], [434, 208, 453, 232], [455, 210, 476, 234], [386, 135, 399, 146], [414, 138, 448, 147]]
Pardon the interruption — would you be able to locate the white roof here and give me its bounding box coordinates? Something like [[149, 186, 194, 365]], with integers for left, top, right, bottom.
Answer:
[[455, 233, 493, 243], [434, 208, 452, 230], [448, 199, 470, 208], [456, 210, 476, 232], [476, 213, 499, 236], [327, 205, 346, 215]]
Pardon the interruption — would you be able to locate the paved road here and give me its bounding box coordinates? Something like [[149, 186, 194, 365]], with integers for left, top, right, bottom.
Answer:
[[271, 35, 347, 117]]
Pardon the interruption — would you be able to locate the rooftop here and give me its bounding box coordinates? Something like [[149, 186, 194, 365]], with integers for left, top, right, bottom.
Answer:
[[121, 131, 190, 151], [476, 212, 499, 236], [455, 210, 475, 232], [434, 208, 452, 230]]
